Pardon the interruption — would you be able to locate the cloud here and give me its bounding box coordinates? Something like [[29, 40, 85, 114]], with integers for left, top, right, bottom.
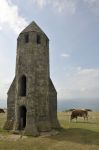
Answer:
[[0, 0, 28, 34], [84, 0, 99, 14], [32, 0, 99, 15], [51, 0, 77, 14], [0, 59, 12, 100], [57, 67, 99, 99], [33, 0, 47, 9], [0, 81, 10, 100], [61, 53, 70, 58], [33, 0, 77, 14]]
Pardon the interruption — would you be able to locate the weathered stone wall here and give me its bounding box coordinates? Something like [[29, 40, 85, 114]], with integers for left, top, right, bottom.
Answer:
[[15, 30, 51, 135], [4, 78, 16, 130], [4, 22, 60, 136], [49, 78, 60, 129]]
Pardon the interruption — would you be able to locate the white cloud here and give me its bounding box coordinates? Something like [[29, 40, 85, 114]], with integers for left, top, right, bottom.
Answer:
[[0, 58, 14, 100], [61, 53, 70, 58], [0, 81, 10, 100], [32, 0, 99, 15], [33, 0, 77, 14], [33, 0, 47, 9], [57, 67, 99, 99], [0, 0, 28, 34], [51, 0, 77, 14]]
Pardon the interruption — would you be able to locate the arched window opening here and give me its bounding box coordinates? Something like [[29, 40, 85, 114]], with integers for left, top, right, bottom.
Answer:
[[37, 34, 41, 44], [19, 75, 26, 96], [25, 34, 29, 43], [19, 106, 27, 130]]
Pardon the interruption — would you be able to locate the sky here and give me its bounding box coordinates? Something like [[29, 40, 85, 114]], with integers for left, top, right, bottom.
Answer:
[[0, 0, 99, 108]]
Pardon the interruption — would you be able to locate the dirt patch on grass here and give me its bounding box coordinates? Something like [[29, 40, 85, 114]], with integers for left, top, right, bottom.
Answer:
[[0, 134, 27, 141]]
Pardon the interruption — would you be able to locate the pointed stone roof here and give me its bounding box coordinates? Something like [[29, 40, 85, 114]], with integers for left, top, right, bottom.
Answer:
[[20, 21, 48, 38]]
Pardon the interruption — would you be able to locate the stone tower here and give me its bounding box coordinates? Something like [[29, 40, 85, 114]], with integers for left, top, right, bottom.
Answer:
[[4, 21, 60, 136]]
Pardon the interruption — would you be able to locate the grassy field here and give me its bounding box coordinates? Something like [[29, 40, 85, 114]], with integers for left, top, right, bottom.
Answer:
[[0, 111, 99, 150]]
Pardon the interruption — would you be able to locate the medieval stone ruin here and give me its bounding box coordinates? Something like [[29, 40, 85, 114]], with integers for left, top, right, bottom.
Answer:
[[4, 21, 60, 136]]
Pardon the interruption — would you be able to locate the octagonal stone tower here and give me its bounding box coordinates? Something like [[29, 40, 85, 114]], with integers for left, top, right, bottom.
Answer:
[[4, 21, 60, 136]]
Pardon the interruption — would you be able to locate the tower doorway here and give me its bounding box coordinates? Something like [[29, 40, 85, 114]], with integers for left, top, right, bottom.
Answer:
[[19, 106, 27, 130]]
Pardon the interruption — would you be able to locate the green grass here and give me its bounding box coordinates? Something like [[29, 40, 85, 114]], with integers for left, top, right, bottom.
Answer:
[[0, 112, 99, 150]]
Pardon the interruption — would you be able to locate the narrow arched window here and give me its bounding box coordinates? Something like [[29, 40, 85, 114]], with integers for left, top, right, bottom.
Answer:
[[19, 75, 26, 96], [37, 34, 41, 44], [25, 34, 29, 43], [19, 106, 27, 129]]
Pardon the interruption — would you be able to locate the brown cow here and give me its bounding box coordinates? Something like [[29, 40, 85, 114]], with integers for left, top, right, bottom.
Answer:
[[0, 108, 5, 113], [70, 109, 88, 122]]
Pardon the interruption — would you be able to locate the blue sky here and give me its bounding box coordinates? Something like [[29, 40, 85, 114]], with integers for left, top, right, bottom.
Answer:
[[0, 0, 99, 107]]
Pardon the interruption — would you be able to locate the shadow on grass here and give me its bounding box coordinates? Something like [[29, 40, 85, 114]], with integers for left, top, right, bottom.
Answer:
[[48, 128, 99, 146], [71, 121, 99, 125]]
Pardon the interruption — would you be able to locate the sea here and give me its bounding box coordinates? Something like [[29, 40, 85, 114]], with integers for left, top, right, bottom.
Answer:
[[0, 98, 99, 112], [58, 98, 99, 112]]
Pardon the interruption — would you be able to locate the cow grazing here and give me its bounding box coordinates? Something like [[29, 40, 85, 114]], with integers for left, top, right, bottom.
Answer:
[[0, 108, 5, 113], [70, 109, 88, 122]]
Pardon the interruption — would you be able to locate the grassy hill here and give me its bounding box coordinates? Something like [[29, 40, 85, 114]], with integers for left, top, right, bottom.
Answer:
[[0, 112, 99, 150]]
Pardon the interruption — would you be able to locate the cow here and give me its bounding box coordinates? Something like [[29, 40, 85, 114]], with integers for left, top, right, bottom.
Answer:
[[70, 109, 88, 122], [0, 108, 5, 113]]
